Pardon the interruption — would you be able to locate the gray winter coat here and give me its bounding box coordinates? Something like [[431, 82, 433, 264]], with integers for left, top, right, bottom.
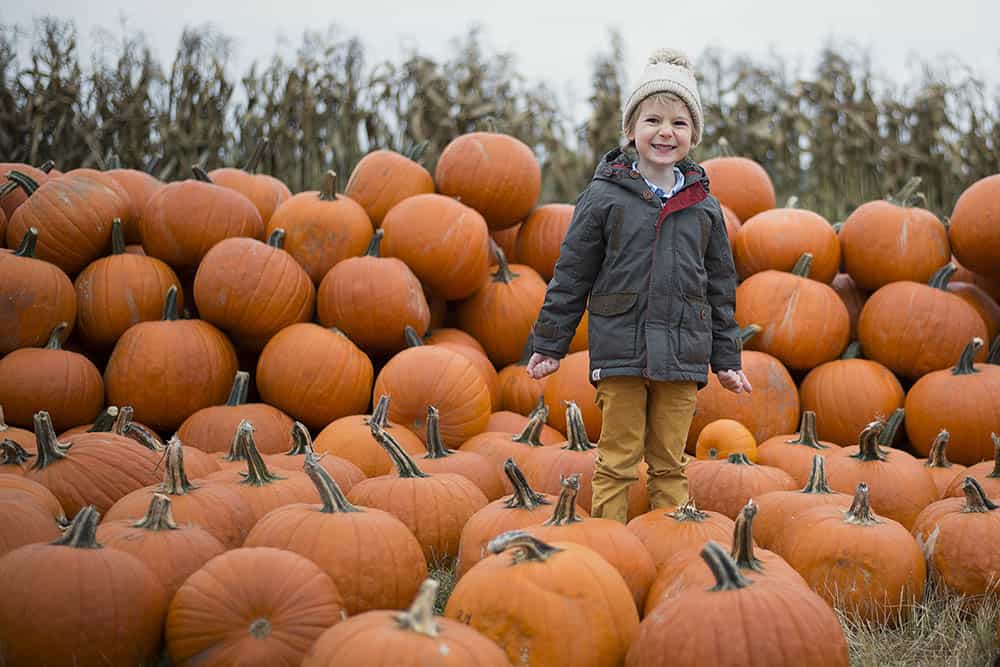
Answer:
[[531, 147, 742, 388]]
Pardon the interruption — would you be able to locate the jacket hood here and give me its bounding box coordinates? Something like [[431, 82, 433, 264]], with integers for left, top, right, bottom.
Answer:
[[591, 146, 710, 195]]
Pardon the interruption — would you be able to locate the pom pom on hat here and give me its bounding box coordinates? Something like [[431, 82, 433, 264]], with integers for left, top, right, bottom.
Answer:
[[622, 48, 704, 146]]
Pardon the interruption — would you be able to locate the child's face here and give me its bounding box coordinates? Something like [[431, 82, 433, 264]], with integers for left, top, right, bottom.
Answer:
[[626, 97, 693, 171]]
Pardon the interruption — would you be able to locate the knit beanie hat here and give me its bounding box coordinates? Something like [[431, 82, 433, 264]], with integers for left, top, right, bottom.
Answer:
[[622, 49, 704, 146]]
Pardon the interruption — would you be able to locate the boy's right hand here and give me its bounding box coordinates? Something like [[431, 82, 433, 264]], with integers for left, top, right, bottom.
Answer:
[[526, 353, 560, 380]]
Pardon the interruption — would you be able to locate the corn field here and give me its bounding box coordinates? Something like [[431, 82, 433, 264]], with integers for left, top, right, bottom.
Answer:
[[1, 18, 998, 221]]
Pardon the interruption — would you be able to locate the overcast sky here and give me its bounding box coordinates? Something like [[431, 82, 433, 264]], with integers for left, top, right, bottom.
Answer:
[[6, 0, 1000, 118]]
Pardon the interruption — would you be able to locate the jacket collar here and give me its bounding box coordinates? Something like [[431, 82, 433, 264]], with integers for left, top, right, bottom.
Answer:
[[592, 146, 709, 200]]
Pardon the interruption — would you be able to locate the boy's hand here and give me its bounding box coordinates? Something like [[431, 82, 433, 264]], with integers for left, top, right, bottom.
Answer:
[[717, 369, 752, 394], [526, 353, 560, 380]]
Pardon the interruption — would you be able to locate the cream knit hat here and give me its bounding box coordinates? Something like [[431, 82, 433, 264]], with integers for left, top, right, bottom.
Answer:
[[622, 49, 704, 146]]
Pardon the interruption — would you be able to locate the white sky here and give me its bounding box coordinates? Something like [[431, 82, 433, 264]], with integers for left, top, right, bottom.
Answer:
[[6, 0, 1000, 122]]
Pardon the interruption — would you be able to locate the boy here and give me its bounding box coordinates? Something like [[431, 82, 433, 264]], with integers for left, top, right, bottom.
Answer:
[[526, 49, 751, 524]]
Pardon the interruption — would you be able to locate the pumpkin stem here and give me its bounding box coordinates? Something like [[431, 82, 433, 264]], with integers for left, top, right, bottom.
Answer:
[[393, 579, 441, 637], [731, 500, 763, 571], [986, 336, 1000, 364], [191, 165, 213, 183], [4, 170, 39, 196], [53, 506, 102, 549], [132, 493, 179, 531], [791, 252, 813, 278], [160, 436, 199, 495], [927, 263, 957, 290], [110, 218, 126, 255], [561, 402, 596, 452], [285, 421, 315, 457], [801, 455, 835, 493], [784, 195, 799, 209], [541, 474, 584, 526], [951, 338, 983, 376], [365, 394, 391, 429], [843, 482, 881, 525], [784, 411, 829, 450], [266, 228, 286, 249], [487, 530, 564, 564], [714, 137, 734, 158], [875, 408, 904, 450], [403, 325, 424, 348], [303, 452, 362, 513], [403, 141, 429, 163], [502, 458, 551, 510], [668, 499, 710, 522], [41, 322, 68, 350], [0, 439, 34, 466], [220, 422, 249, 464], [925, 430, 954, 469], [364, 229, 384, 257], [961, 477, 999, 513], [369, 422, 429, 478], [422, 406, 454, 460], [13, 227, 39, 258], [703, 540, 754, 591], [491, 246, 518, 284], [111, 405, 136, 436], [319, 170, 339, 201], [510, 410, 547, 447], [237, 421, 286, 486], [527, 394, 548, 422], [887, 176, 922, 206], [726, 452, 755, 466], [225, 371, 251, 407], [851, 419, 888, 462], [38, 160, 56, 173], [30, 411, 70, 470], [738, 324, 761, 345], [988, 433, 1000, 479], [840, 341, 863, 359], [161, 285, 180, 321], [125, 422, 163, 451], [243, 138, 268, 173]]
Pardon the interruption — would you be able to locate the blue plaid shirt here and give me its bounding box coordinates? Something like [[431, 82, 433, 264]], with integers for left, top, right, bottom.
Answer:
[[633, 162, 685, 202]]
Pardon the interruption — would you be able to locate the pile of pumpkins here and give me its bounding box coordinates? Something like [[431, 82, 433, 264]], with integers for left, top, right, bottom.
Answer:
[[0, 133, 999, 666]]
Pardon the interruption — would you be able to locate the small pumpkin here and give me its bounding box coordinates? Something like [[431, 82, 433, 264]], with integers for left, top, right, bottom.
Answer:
[[695, 418, 757, 462]]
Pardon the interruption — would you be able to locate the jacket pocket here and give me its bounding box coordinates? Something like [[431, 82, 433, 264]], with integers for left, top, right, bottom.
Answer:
[[677, 293, 712, 365], [588, 292, 638, 361]]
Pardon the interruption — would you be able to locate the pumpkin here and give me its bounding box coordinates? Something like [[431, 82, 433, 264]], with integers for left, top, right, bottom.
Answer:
[[0, 505, 168, 667], [73, 218, 183, 349], [920, 430, 966, 498], [0, 228, 76, 355], [106, 166, 163, 243], [166, 547, 346, 667], [799, 341, 905, 447], [490, 223, 520, 263], [953, 255, 1000, 304], [424, 333, 503, 412], [0, 473, 65, 524], [831, 272, 868, 340], [949, 173, 1000, 279], [445, 531, 639, 667], [700, 154, 776, 222], [686, 325, 800, 452], [435, 131, 541, 231], [245, 452, 427, 615], [5, 170, 127, 274], [266, 170, 373, 284], [209, 139, 293, 225], [177, 370, 295, 455], [381, 193, 492, 300], [0, 489, 62, 557], [0, 161, 53, 219], [542, 350, 601, 441], [317, 229, 430, 356], [0, 322, 104, 432], [263, 422, 365, 492], [903, 337, 1000, 464], [105, 437, 256, 549], [695, 418, 757, 461], [482, 397, 565, 445], [626, 541, 849, 667], [626, 500, 735, 571], [735, 253, 850, 370], [104, 285, 239, 433], [344, 147, 435, 228], [687, 452, 797, 519], [779, 482, 926, 624], [414, 406, 504, 500], [755, 411, 842, 485], [839, 177, 951, 290], [256, 322, 374, 431], [857, 263, 989, 380], [459, 408, 554, 481], [0, 406, 37, 452], [347, 422, 489, 562], [515, 203, 574, 281], [733, 207, 840, 283], [313, 395, 426, 478], [421, 327, 487, 352], [96, 492, 226, 600], [947, 281, 1000, 342], [139, 166, 264, 272], [457, 246, 548, 367], [496, 338, 549, 416], [943, 433, 1000, 499], [303, 578, 510, 666]]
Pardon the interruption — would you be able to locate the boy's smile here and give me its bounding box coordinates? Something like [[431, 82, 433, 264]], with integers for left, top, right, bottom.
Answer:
[[626, 97, 693, 188]]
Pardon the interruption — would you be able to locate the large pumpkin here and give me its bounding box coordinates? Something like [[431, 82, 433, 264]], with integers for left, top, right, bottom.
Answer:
[[700, 154, 776, 222], [515, 203, 574, 282], [733, 207, 840, 283], [754, 411, 842, 486], [949, 173, 1000, 279], [106, 166, 163, 244], [0, 161, 53, 219], [344, 147, 435, 228], [209, 140, 293, 225], [542, 350, 601, 441]]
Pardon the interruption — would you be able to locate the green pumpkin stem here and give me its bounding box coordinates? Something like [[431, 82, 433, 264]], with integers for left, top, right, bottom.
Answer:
[[875, 408, 904, 449], [30, 411, 70, 470], [843, 482, 881, 525], [510, 410, 547, 447], [42, 322, 69, 350], [726, 452, 755, 465], [541, 474, 584, 526], [364, 229, 384, 257], [739, 324, 762, 345], [703, 540, 754, 591], [791, 252, 813, 278], [951, 338, 983, 375], [403, 141, 429, 163], [162, 285, 180, 321], [491, 246, 518, 284], [801, 455, 836, 493], [191, 165, 213, 182], [487, 530, 564, 563], [161, 436, 199, 495], [285, 421, 315, 456], [502, 458, 551, 510], [851, 419, 888, 462], [243, 138, 268, 173], [925, 430, 954, 469], [369, 422, 429, 478], [987, 336, 1000, 365], [422, 406, 454, 460], [266, 228, 285, 249], [53, 506, 102, 549], [108, 218, 126, 255], [124, 422, 163, 451], [887, 176, 922, 206], [4, 170, 39, 196], [668, 499, 710, 522], [403, 325, 424, 348], [562, 402, 596, 452], [13, 227, 39, 258], [841, 341, 863, 359], [319, 170, 339, 201], [0, 439, 34, 466], [237, 421, 286, 486], [226, 371, 251, 407], [303, 452, 362, 513], [84, 405, 119, 433], [365, 395, 391, 429], [132, 493, 178, 531], [394, 579, 441, 637], [784, 411, 829, 450], [732, 500, 763, 571], [927, 263, 957, 290], [961, 477, 999, 513]]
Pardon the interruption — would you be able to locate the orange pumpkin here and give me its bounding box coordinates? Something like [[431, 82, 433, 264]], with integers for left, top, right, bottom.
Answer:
[[106, 166, 163, 243], [700, 154, 776, 222], [943, 433, 1000, 499], [733, 207, 840, 283], [542, 350, 601, 441], [344, 147, 435, 228], [949, 173, 1000, 279], [209, 140, 293, 225], [695, 418, 757, 461], [831, 273, 867, 340], [515, 203, 574, 281], [920, 430, 966, 499], [626, 500, 735, 571], [414, 406, 504, 501], [0, 161, 53, 219], [755, 411, 842, 486]]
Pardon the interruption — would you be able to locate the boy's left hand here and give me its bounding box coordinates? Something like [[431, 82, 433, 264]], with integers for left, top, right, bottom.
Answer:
[[717, 369, 752, 394]]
